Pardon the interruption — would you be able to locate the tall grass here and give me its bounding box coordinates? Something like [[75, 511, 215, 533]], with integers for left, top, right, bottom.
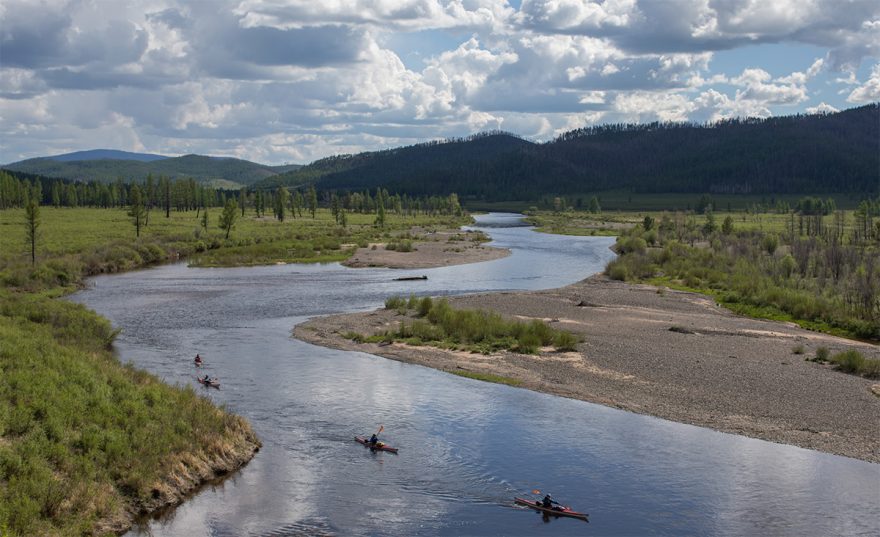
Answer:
[[379, 296, 581, 354], [0, 290, 256, 536]]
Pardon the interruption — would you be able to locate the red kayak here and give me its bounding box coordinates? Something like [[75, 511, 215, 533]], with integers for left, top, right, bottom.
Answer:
[[514, 497, 588, 520], [354, 435, 398, 454], [196, 377, 220, 389]]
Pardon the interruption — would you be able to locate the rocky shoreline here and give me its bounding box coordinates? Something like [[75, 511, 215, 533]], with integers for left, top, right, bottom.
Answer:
[[295, 275, 880, 463]]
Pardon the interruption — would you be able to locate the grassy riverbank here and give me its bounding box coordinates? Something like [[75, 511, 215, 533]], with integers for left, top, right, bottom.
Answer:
[[528, 205, 880, 343], [0, 290, 259, 536], [0, 206, 471, 536]]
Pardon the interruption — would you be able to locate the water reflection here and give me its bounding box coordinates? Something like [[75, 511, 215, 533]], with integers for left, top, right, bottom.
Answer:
[[68, 214, 879, 537]]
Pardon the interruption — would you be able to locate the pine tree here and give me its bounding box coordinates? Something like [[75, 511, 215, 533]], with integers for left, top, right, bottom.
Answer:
[[308, 185, 318, 218], [128, 184, 146, 237], [25, 196, 40, 266], [219, 199, 238, 239]]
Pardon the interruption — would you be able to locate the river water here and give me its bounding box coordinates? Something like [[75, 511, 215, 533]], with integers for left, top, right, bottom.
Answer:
[[70, 213, 880, 537]]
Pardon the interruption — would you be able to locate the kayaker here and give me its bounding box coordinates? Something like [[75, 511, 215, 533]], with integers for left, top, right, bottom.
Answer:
[[542, 494, 559, 509], [369, 433, 379, 447], [194, 354, 202, 365]]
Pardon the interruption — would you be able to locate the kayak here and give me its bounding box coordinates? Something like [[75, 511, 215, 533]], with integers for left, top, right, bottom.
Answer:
[[514, 497, 588, 520], [354, 435, 398, 453], [196, 377, 220, 388]]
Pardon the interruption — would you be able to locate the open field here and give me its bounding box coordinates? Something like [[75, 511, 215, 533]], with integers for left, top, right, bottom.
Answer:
[[0, 207, 473, 273]]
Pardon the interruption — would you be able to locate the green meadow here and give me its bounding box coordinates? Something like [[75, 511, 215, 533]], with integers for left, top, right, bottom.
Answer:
[[0, 206, 470, 536]]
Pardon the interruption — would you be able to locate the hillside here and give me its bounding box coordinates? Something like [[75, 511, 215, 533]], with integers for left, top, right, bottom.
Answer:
[[255, 132, 537, 194], [4, 153, 283, 187], [42, 149, 169, 162], [257, 105, 879, 200]]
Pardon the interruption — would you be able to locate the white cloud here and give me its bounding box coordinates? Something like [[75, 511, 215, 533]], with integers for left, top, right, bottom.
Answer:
[[233, 0, 515, 32], [806, 102, 839, 114], [847, 63, 880, 102], [613, 91, 695, 122], [0, 0, 877, 164], [518, 0, 637, 32]]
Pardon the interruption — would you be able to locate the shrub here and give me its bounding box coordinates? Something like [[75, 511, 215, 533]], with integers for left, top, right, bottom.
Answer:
[[814, 346, 830, 362], [607, 262, 628, 281], [417, 296, 433, 317], [553, 331, 580, 351], [762, 234, 778, 255], [386, 239, 414, 252], [792, 344, 805, 355], [385, 296, 406, 309], [832, 349, 864, 374], [862, 359, 880, 379]]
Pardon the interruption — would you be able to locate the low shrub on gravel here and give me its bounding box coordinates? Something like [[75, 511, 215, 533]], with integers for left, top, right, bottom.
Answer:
[[831, 349, 880, 378], [378, 296, 582, 354]]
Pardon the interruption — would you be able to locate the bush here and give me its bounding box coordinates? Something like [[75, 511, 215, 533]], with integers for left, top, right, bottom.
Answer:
[[386, 239, 414, 252], [417, 296, 433, 317], [607, 262, 628, 281], [553, 331, 580, 351], [815, 346, 830, 362], [832, 349, 865, 374], [385, 296, 406, 310]]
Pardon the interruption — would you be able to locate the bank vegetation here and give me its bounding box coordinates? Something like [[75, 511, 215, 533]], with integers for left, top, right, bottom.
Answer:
[[0, 181, 469, 536]]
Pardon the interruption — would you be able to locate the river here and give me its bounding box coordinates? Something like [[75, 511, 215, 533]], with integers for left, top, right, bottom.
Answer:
[[69, 213, 880, 536]]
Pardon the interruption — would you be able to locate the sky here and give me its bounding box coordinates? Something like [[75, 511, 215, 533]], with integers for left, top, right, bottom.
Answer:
[[1, 0, 878, 165]]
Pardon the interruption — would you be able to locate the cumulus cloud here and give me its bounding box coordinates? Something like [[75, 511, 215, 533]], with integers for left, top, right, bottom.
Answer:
[[233, 0, 515, 32], [847, 62, 880, 102], [0, 0, 877, 164], [518, 0, 637, 33], [806, 102, 839, 114]]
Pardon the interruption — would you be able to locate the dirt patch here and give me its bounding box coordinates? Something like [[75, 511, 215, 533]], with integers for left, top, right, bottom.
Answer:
[[295, 275, 880, 463]]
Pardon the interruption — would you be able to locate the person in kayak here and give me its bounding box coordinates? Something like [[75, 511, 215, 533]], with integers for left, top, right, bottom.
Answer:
[[542, 494, 563, 511], [368, 433, 379, 447], [194, 354, 202, 365]]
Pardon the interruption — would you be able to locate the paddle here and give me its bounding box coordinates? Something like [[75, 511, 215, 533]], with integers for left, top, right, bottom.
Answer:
[[530, 490, 568, 510]]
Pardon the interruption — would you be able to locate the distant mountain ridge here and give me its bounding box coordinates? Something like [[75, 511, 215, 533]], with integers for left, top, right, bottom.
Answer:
[[4, 152, 300, 187], [7, 105, 877, 197], [257, 104, 879, 199], [43, 149, 169, 162]]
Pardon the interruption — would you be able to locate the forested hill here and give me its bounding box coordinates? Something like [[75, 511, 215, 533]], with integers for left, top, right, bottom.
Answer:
[[45, 149, 169, 162], [4, 153, 290, 187], [254, 132, 535, 193], [258, 104, 879, 200]]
